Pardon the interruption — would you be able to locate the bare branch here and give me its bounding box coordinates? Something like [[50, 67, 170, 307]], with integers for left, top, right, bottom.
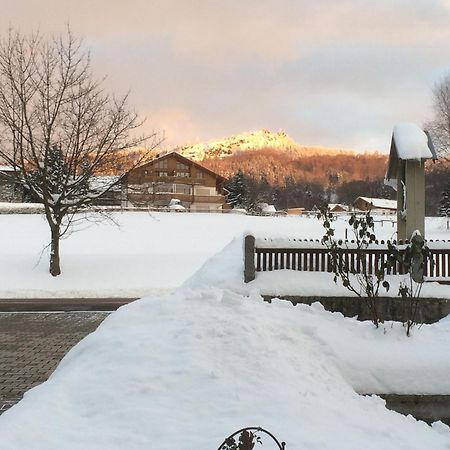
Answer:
[[0, 28, 162, 276]]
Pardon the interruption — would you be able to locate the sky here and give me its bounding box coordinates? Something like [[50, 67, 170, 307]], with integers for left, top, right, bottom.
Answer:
[[1, 0, 450, 153]]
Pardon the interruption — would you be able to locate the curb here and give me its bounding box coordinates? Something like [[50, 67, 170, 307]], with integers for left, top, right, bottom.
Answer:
[[0, 298, 139, 312]]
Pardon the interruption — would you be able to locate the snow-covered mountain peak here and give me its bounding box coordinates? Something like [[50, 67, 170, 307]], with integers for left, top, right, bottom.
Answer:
[[176, 129, 313, 161]]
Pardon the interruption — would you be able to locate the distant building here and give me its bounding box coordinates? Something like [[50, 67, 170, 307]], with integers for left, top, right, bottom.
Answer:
[[287, 207, 305, 215], [124, 152, 227, 212], [328, 203, 348, 213], [353, 196, 396, 215]]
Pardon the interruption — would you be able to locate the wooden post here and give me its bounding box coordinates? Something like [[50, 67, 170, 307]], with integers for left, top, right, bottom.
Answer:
[[244, 234, 256, 283]]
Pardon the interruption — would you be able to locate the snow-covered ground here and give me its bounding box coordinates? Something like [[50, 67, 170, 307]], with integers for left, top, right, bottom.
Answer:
[[0, 211, 449, 299], [1, 247, 450, 448], [1, 212, 450, 449]]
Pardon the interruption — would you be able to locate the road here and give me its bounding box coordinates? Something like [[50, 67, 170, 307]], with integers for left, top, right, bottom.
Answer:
[[0, 311, 109, 414]]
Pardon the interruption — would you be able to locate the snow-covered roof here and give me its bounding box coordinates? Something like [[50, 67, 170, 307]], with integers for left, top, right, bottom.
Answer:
[[89, 176, 120, 191], [328, 203, 348, 211], [392, 123, 435, 160], [355, 197, 397, 210], [385, 123, 437, 188], [0, 165, 14, 172]]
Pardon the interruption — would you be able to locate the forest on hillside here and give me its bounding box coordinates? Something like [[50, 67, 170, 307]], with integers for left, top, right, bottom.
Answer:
[[205, 147, 450, 215], [202, 147, 388, 186]]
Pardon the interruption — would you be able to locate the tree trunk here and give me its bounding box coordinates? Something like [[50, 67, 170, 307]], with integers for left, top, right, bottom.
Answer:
[[49, 223, 61, 277]]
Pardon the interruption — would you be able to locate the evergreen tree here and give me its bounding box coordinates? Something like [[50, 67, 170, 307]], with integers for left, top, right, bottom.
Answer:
[[225, 170, 247, 208]]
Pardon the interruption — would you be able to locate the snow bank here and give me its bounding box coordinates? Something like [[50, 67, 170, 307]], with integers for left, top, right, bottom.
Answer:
[[393, 123, 434, 160], [0, 289, 449, 449], [186, 237, 450, 299]]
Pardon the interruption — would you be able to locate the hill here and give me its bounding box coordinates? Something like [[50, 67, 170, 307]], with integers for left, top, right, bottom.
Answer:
[[177, 129, 355, 161], [201, 146, 388, 186], [174, 129, 388, 187]]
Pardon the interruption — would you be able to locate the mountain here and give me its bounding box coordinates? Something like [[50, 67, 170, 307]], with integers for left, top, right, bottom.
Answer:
[[176, 129, 353, 161], [110, 129, 388, 188], [174, 129, 387, 187]]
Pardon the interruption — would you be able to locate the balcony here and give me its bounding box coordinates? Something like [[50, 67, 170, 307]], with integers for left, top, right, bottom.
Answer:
[[153, 193, 225, 204], [154, 175, 205, 185]]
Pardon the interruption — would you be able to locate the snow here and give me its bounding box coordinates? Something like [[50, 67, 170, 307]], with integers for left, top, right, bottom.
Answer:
[[393, 123, 434, 160], [188, 237, 450, 299], [0, 212, 449, 299], [1, 212, 450, 448], [260, 203, 277, 214], [0, 275, 449, 448], [168, 203, 186, 211], [0, 202, 44, 213], [356, 197, 397, 210], [89, 176, 120, 192], [0, 165, 14, 172], [328, 203, 348, 211]]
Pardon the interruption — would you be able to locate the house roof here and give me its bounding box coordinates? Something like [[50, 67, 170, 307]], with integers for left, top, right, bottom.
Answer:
[[328, 203, 348, 211], [135, 151, 226, 182], [0, 165, 15, 172], [354, 197, 397, 210], [385, 123, 437, 187]]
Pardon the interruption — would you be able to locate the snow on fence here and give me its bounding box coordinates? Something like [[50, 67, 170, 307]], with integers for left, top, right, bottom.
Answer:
[[243, 235, 450, 283]]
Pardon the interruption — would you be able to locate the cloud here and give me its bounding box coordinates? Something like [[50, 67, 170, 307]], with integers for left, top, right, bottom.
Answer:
[[1, 0, 450, 151]]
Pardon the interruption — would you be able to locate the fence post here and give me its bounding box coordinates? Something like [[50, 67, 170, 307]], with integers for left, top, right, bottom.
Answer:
[[244, 234, 256, 283]]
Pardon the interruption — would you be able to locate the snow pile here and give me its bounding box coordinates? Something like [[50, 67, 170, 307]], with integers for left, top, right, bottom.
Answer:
[[259, 203, 277, 215], [0, 288, 449, 449], [393, 123, 434, 160], [186, 237, 450, 299]]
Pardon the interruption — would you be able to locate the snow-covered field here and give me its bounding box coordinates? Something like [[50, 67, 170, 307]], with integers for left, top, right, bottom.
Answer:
[[1, 212, 450, 449], [0, 211, 449, 299]]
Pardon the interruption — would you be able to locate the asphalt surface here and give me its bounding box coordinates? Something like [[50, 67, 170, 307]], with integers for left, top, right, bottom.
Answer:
[[0, 298, 137, 312], [0, 311, 109, 415]]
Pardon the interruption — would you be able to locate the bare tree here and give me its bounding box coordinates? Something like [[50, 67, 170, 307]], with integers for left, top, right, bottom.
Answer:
[[0, 29, 161, 276], [426, 74, 450, 156]]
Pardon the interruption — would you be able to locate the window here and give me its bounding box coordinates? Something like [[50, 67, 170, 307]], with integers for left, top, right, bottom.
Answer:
[[157, 171, 168, 177], [196, 171, 203, 179], [195, 188, 210, 196], [155, 183, 173, 193], [155, 159, 168, 169], [176, 161, 189, 170], [175, 184, 191, 195], [175, 171, 189, 177]]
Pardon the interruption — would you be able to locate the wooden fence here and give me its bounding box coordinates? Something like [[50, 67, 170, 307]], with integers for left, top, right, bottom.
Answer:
[[244, 235, 450, 283]]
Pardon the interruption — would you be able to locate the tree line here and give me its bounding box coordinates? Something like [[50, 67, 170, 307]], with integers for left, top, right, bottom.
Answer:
[[203, 147, 388, 187], [225, 160, 450, 215]]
